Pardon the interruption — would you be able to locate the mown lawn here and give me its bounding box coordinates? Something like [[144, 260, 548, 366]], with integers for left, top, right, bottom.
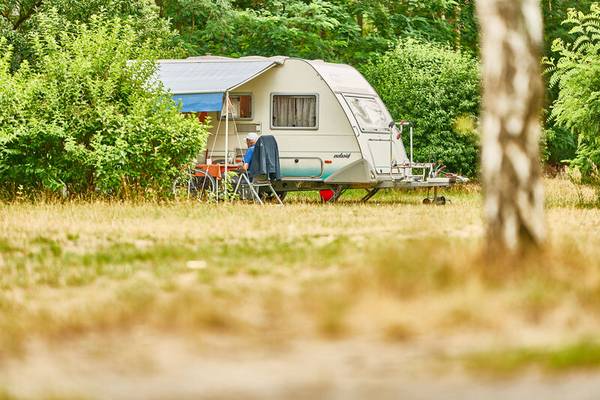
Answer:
[[1, 178, 600, 399]]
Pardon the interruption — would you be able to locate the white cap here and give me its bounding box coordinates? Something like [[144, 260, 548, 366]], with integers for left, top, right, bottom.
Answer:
[[245, 132, 259, 141]]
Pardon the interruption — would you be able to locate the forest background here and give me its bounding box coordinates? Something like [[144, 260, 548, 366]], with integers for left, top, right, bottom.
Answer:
[[0, 0, 598, 196]]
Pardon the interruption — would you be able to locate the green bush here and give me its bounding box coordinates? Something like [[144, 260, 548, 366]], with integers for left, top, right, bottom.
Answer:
[[542, 126, 577, 166], [362, 39, 480, 177], [0, 13, 208, 197], [546, 4, 600, 181], [176, 0, 390, 65]]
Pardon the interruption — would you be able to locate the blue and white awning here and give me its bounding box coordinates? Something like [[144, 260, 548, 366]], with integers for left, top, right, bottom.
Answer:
[[171, 93, 223, 112], [156, 57, 282, 112]]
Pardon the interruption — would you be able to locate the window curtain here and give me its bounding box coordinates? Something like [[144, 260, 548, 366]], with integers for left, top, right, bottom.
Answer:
[[225, 95, 251, 119], [230, 97, 241, 118], [273, 96, 316, 127]]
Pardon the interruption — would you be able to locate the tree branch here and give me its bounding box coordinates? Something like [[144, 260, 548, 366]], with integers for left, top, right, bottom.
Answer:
[[1, 6, 13, 24], [11, 0, 43, 31]]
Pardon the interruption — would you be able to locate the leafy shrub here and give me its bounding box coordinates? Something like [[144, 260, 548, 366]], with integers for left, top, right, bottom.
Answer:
[[541, 126, 577, 165], [362, 39, 480, 177], [546, 4, 600, 181], [177, 0, 390, 65], [2, 0, 183, 73], [0, 13, 208, 197]]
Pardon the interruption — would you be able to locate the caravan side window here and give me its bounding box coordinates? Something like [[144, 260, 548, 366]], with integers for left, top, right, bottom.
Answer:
[[271, 94, 318, 129], [221, 94, 252, 119]]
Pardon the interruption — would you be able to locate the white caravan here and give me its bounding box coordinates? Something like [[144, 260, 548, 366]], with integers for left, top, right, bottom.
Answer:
[[157, 56, 466, 202]]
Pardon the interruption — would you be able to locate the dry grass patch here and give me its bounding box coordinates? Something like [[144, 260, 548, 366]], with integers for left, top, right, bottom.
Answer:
[[1, 178, 600, 388]]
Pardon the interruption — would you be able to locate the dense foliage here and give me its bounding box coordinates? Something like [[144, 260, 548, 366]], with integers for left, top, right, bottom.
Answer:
[[159, 0, 479, 65], [547, 4, 600, 180], [1, 0, 182, 69], [363, 40, 480, 176], [0, 14, 208, 196]]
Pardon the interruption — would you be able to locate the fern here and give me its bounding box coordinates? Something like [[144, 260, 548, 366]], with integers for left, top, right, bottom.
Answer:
[[548, 71, 563, 89], [573, 35, 590, 51], [585, 25, 600, 35], [569, 25, 585, 35], [549, 4, 600, 178]]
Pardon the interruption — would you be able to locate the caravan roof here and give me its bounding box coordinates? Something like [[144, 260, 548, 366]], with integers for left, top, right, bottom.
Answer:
[[156, 56, 377, 101], [305, 60, 376, 95]]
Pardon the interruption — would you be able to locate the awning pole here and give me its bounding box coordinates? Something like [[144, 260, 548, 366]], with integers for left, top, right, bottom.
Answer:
[[224, 92, 229, 201]]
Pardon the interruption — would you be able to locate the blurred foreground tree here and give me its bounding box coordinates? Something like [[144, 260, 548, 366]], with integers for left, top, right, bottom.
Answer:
[[477, 0, 545, 253]]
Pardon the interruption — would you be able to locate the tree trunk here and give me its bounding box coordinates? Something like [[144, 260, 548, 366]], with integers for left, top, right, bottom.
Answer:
[[476, 0, 545, 253], [357, 13, 364, 36], [451, 1, 463, 50], [155, 0, 164, 18]]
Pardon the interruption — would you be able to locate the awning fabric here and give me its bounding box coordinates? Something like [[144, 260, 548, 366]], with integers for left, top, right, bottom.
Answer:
[[172, 93, 223, 112], [157, 60, 277, 95]]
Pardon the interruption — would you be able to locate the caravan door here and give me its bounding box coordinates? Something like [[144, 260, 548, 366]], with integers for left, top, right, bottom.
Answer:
[[343, 95, 402, 175]]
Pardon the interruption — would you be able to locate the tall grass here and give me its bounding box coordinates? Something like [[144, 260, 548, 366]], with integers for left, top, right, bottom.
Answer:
[[0, 177, 600, 383]]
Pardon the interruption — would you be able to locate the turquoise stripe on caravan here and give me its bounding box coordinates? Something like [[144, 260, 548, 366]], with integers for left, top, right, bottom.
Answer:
[[172, 92, 223, 112], [280, 167, 335, 179]]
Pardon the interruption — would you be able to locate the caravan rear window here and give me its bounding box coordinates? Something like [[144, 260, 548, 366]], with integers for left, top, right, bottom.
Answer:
[[345, 96, 389, 133], [271, 94, 318, 129]]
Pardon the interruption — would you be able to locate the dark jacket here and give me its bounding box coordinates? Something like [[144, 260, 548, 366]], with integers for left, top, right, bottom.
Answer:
[[248, 135, 281, 181]]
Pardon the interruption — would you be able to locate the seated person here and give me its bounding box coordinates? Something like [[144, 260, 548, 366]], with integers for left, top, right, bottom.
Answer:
[[242, 132, 258, 171]]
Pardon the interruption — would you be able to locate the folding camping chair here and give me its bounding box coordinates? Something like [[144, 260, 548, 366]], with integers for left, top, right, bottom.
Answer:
[[234, 172, 283, 205], [233, 135, 283, 205]]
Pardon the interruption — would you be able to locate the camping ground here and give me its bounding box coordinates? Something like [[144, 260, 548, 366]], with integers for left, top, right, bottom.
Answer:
[[1, 178, 600, 399]]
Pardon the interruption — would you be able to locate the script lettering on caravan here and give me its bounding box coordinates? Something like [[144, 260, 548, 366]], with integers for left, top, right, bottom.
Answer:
[[333, 153, 351, 159]]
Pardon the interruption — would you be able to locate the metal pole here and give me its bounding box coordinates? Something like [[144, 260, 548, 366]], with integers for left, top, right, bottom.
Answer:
[[224, 92, 229, 201], [399, 124, 405, 177], [389, 125, 393, 178], [409, 125, 414, 167]]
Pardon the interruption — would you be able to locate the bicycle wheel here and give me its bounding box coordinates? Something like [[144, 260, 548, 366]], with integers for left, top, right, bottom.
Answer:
[[193, 170, 217, 201], [173, 170, 216, 201], [172, 172, 195, 200]]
